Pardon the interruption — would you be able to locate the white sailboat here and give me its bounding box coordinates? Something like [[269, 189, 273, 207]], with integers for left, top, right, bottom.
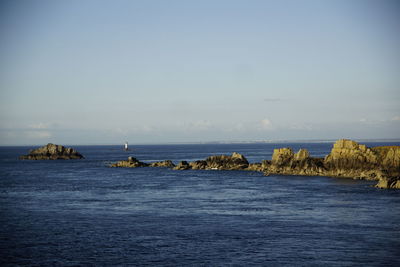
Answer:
[[124, 142, 128, 151]]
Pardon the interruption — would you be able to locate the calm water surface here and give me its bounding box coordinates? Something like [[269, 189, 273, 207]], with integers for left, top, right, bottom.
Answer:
[[0, 142, 399, 266]]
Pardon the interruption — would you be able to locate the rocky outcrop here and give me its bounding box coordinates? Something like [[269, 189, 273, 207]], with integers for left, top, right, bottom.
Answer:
[[109, 140, 399, 189], [372, 146, 400, 168], [204, 152, 249, 170], [264, 139, 400, 188], [267, 148, 325, 176], [189, 160, 208, 170], [19, 143, 84, 160], [323, 140, 400, 181], [111, 157, 149, 168], [111, 158, 175, 168], [149, 160, 176, 168], [271, 148, 295, 165], [169, 152, 250, 171], [174, 152, 249, 170], [324, 140, 378, 174], [112, 152, 250, 171], [375, 177, 400, 189], [173, 161, 191, 170]]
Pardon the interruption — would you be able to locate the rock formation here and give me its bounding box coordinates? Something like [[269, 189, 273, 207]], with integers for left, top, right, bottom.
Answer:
[[266, 148, 324, 176], [109, 139, 399, 189], [19, 143, 84, 160], [175, 152, 249, 170], [375, 177, 400, 189], [204, 152, 249, 170], [264, 139, 400, 188], [110, 157, 148, 168], [173, 161, 191, 170], [149, 160, 176, 168]]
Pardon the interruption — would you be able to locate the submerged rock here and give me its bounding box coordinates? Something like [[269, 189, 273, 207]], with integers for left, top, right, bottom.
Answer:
[[19, 143, 84, 160]]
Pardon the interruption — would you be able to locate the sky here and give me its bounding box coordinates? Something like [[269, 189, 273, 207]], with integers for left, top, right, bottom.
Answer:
[[0, 0, 399, 145]]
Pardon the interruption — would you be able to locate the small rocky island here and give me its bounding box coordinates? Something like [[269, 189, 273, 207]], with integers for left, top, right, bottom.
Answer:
[[20, 143, 84, 160], [111, 139, 400, 189]]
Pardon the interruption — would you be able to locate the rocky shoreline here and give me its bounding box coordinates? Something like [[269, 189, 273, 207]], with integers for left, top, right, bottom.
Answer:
[[111, 139, 400, 189]]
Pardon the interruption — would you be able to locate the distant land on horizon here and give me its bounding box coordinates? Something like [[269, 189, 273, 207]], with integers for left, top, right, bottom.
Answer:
[[3, 138, 400, 147]]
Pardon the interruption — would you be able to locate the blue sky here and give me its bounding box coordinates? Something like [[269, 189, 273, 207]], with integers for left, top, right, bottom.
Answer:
[[0, 0, 399, 145]]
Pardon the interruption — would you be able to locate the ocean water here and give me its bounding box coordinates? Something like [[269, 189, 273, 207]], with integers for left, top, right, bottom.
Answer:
[[0, 142, 399, 266]]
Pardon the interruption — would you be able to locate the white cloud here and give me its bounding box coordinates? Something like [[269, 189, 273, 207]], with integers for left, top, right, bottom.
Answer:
[[233, 122, 245, 131], [183, 120, 212, 131], [263, 98, 282, 102], [391, 116, 400, 121], [141, 125, 154, 132], [112, 127, 128, 135], [260, 118, 273, 130], [29, 123, 49, 129], [25, 131, 52, 139], [28, 122, 60, 130], [288, 123, 313, 131]]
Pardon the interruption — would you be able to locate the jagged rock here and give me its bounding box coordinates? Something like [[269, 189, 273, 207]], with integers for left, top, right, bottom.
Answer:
[[246, 163, 263, 171], [324, 139, 378, 170], [246, 160, 271, 172], [189, 160, 208, 170], [322, 139, 400, 180], [205, 152, 249, 170], [19, 143, 84, 160], [173, 161, 191, 170], [149, 160, 175, 168], [111, 157, 148, 168], [294, 149, 309, 161], [107, 139, 399, 189], [372, 146, 400, 168], [172, 152, 249, 171], [271, 148, 294, 166], [263, 139, 400, 188], [376, 177, 400, 189]]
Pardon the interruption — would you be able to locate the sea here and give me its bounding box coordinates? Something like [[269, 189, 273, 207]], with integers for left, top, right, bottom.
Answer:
[[0, 142, 399, 266]]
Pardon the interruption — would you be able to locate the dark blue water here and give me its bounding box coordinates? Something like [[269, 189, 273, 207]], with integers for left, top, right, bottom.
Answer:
[[1, 142, 400, 266]]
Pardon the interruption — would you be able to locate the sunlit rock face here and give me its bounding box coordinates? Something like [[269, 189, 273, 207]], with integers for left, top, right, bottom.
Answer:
[[324, 139, 378, 169], [323, 139, 400, 181], [19, 143, 84, 160], [372, 146, 400, 168], [271, 148, 294, 166], [265, 139, 400, 188], [268, 148, 324, 176]]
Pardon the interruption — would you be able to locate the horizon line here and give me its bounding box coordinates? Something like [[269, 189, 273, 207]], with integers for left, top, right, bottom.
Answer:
[[1, 138, 400, 147]]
